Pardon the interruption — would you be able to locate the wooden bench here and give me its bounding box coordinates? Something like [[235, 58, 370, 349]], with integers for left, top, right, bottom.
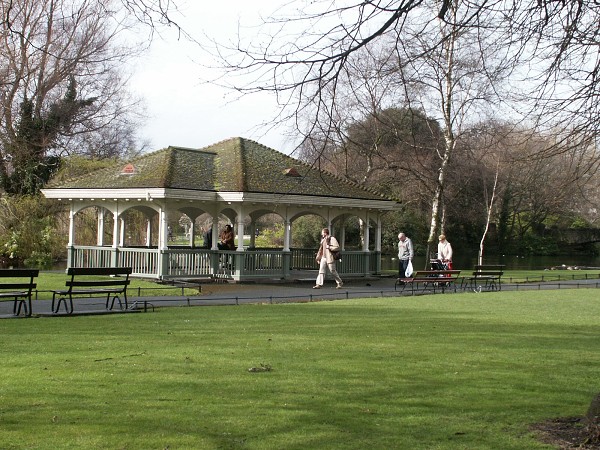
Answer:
[[462, 265, 505, 292], [0, 269, 39, 317], [51, 267, 132, 314], [395, 270, 462, 294]]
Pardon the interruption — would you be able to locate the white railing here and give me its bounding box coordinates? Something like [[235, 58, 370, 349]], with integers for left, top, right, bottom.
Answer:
[[291, 248, 380, 276], [119, 248, 159, 277], [242, 250, 283, 277], [166, 249, 212, 277], [70, 246, 380, 280], [71, 246, 112, 268]]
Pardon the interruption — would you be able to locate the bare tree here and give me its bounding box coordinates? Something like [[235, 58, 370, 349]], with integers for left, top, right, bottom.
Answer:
[[0, 0, 149, 193], [507, 1, 600, 140], [391, 1, 514, 260], [211, 0, 600, 263], [215, 0, 599, 161]]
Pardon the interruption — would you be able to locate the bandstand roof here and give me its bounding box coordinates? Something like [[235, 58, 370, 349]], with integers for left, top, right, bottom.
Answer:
[[42, 137, 399, 210]]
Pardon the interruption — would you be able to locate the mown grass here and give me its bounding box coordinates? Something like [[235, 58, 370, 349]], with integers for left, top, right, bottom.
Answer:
[[1, 289, 600, 449], [502, 269, 600, 283]]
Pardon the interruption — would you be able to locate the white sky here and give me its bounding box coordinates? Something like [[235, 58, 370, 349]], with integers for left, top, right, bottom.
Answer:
[[129, 1, 297, 154]]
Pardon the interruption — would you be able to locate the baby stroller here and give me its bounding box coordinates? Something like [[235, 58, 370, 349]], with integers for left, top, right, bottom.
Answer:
[[429, 255, 453, 286], [430, 258, 449, 271]]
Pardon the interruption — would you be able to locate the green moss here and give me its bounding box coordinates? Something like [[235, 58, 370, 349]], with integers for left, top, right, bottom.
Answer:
[[48, 137, 393, 201]]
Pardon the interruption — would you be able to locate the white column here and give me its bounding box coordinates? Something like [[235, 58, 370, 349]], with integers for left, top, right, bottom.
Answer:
[[158, 208, 168, 250], [112, 206, 119, 248], [211, 216, 218, 250], [236, 219, 244, 251], [375, 216, 382, 252], [189, 220, 196, 247], [283, 219, 291, 251], [363, 219, 370, 251], [97, 208, 105, 246], [145, 218, 152, 247], [119, 218, 125, 246], [68, 207, 75, 246]]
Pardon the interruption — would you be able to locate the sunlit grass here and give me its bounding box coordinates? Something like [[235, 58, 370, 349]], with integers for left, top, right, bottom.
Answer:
[[1, 289, 599, 449]]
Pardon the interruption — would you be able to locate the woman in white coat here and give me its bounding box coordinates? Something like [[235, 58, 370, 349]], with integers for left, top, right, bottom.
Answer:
[[313, 228, 343, 289]]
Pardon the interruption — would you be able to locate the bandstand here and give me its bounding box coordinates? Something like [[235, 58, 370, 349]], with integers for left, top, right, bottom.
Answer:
[[42, 137, 400, 281]]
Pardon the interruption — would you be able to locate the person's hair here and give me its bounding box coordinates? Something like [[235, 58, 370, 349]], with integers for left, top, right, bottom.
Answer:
[[322, 228, 330, 235], [439, 234, 445, 240]]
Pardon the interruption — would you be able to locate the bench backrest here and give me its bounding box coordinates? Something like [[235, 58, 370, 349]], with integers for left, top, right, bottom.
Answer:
[[65, 267, 131, 291], [412, 270, 461, 278], [0, 269, 39, 292], [472, 265, 504, 277], [473, 265, 505, 272], [67, 267, 132, 277]]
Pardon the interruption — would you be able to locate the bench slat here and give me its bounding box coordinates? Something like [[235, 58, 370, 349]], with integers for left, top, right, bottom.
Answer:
[[67, 267, 132, 276], [0, 282, 37, 290], [0, 291, 30, 297], [66, 280, 130, 288]]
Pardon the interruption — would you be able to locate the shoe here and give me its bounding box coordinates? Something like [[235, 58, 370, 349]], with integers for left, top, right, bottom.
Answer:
[[312, 285, 321, 289], [336, 283, 343, 289]]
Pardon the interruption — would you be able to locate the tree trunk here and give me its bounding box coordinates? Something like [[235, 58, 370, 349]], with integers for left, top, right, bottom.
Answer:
[[479, 160, 500, 265]]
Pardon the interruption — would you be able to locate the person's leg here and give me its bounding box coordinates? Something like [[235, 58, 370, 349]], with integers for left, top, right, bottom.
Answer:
[[398, 259, 408, 278], [328, 262, 343, 287], [314, 257, 327, 287]]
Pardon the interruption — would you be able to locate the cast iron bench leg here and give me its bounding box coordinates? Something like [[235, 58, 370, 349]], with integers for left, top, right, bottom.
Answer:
[[107, 294, 123, 310]]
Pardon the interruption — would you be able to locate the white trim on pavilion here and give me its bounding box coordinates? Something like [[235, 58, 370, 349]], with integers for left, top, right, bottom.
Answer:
[[42, 138, 399, 281]]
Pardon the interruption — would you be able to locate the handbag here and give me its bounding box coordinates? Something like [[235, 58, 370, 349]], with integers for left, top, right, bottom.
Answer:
[[327, 236, 342, 261]]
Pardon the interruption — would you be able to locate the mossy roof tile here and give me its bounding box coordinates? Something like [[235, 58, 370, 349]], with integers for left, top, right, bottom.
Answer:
[[48, 137, 390, 201]]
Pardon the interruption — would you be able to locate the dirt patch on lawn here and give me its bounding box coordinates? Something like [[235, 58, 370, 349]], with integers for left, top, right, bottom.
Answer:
[[531, 416, 599, 449]]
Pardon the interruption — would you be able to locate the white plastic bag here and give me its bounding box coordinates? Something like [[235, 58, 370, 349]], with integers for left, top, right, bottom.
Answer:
[[405, 260, 414, 277]]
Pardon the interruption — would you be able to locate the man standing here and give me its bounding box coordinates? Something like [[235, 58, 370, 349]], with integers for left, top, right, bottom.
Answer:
[[397, 232, 414, 280], [313, 228, 343, 289]]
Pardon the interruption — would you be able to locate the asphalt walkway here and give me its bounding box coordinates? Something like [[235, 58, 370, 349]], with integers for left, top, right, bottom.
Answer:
[[2, 275, 599, 319]]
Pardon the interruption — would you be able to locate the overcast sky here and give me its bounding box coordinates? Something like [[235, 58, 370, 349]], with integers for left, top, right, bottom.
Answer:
[[129, 1, 296, 154]]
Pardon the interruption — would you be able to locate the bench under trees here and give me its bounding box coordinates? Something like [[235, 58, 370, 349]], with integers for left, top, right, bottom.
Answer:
[[462, 265, 505, 292]]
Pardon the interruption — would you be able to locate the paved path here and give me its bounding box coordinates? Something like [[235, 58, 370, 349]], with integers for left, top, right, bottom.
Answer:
[[2, 275, 599, 319]]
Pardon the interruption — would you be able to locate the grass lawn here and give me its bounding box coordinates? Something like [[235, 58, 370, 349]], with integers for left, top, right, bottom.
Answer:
[[1, 289, 599, 449]]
